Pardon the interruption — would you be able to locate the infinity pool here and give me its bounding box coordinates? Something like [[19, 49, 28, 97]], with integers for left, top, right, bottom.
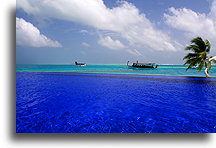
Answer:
[[16, 72, 216, 133]]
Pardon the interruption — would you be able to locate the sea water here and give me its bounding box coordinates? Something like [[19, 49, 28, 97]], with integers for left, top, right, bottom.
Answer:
[[16, 65, 216, 133], [16, 64, 216, 77]]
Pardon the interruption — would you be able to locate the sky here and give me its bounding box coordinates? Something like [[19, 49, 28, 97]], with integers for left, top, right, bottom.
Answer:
[[16, 0, 216, 64]]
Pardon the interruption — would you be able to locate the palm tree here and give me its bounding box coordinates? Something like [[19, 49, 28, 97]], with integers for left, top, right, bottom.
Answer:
[[183, 37, 214, 77]]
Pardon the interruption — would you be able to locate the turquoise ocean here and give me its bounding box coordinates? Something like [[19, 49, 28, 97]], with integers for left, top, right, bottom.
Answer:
[[16, 64, 216, 77]]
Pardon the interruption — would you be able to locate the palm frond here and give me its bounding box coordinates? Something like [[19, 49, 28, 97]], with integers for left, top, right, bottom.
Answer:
[[196, 60, 205, 72], [191, 37, 206, 52], [184, 45, 201, 53], [205, 40, 211, 53], [183, 37, 212, 74], [183, 53, 198, 60], [185, 58, 201, 71], [197, 52, 207, 59], [207, 61, 212, 71], [183, 58, 197, 65]]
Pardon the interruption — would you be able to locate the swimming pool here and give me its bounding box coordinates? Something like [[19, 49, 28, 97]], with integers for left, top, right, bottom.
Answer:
[[16, 72, 216, 133]]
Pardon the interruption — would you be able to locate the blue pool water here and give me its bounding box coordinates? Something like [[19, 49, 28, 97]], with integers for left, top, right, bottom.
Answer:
[[16, 72, 216, 133]]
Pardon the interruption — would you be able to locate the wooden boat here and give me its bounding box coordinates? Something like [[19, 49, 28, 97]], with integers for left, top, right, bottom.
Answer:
[[75, 61, 86, 66], [127, 61, 158, 68]]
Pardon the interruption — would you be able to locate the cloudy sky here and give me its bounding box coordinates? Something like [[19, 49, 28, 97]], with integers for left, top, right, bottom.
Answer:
[[16, 0, 216, 64]]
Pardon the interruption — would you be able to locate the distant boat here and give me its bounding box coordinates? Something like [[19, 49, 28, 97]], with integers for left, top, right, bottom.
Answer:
[[75, 61, 86, 66], [127, 61, 158, 68]]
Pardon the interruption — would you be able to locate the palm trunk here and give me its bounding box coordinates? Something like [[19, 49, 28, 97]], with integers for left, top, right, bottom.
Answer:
[[204, 68, 210, 77], [209, 56, 216, 61], [204, 62, 211, 78]]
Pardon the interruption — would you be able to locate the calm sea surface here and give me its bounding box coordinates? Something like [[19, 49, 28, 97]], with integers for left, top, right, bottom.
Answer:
[[16, 64, 216, 77], [16, 65, 216, 133]]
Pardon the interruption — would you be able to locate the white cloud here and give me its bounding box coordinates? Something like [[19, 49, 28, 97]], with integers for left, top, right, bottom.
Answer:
[[164, 3, 216, 42], [81, 42, 90, 47], [98, 36, 125, 50], [17, 0, 181, 52], [209, 0, 216, 19], [80, 30, 88, 33], [16, 17, 62, 47], [127, 49, 143, 56], [80, 29, 95, 35]]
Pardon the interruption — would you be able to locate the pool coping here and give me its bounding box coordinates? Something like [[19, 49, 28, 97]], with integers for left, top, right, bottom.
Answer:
[[16, 71, 216, 81]]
